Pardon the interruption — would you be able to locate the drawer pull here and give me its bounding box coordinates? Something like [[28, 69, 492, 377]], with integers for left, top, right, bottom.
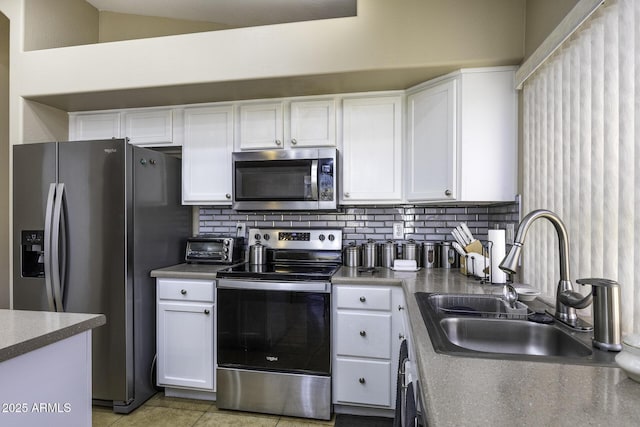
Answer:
[[359, 330, 367, 337], [358, 377, 366, 384], [180, 289, 187, 295], [398, 305, 405, 311], [204, 309, 210, 315], [359, 296, 366, 303]]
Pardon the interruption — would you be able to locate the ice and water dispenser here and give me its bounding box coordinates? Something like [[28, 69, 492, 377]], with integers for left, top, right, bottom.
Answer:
[[21, 230, 45, 277]]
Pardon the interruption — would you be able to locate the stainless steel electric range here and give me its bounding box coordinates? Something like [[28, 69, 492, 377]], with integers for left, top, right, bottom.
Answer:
[[215, 228, 342, 421]]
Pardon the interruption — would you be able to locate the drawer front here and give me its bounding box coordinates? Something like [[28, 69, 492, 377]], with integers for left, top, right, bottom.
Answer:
[[335, 312, 392, 358], [158, 278, 215, 302], [333, 358, 392, 407], [335, 286, 392, 311]]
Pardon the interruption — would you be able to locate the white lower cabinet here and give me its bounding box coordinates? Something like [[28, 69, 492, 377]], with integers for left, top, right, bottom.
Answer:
[[156, 278, 216, 395], [332, 284, 406, 411]]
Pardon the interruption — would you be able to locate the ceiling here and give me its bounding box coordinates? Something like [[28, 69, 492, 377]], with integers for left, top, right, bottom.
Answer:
[[85, 0, 357, 27]]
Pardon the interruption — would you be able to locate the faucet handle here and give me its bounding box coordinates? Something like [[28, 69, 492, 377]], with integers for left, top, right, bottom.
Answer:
[[559, 290, 593, 309]]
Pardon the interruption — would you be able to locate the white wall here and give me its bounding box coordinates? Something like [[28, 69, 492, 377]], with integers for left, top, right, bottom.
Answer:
[[13, 1, 526, 98]]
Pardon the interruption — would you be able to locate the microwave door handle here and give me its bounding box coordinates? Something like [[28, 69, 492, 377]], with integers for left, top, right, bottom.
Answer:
[[311, 160, 319, 200]]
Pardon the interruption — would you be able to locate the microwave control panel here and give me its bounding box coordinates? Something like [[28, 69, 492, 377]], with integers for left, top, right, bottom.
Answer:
[[318, 158, 334, 201]]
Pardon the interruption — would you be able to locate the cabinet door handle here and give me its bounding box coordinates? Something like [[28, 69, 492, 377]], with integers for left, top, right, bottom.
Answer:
[[359, 296, 366, 302], [359, 330, 367, 337], [225, 193, 231, 199], [398, 305, 405, 311], [344, 192, 350, 198], [399, 333, 405, 340], [358, 377, 366, 384], [291, 138, 297, 145], [275, 139, 282, 146], [180, 289, 187, 295], [445, 189, 452, 197], [204, 309, 210, 315]]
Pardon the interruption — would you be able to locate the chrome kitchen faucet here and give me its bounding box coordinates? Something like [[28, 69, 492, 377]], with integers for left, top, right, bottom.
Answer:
[[499, 209, 593, 331]]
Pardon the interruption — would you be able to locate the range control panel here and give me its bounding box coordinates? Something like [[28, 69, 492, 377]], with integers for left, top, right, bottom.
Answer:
[[249, 228, 342, 251]]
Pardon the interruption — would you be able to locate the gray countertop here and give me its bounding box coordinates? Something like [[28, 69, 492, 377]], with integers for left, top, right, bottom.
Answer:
[[150, 263, 230, 280], [0, 310, 106, 363], [150, 263, 640, 425], [332, 266, 640, 427]]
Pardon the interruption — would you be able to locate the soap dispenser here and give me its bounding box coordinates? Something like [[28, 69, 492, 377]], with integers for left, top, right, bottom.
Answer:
[[576, 278, 622, 352]]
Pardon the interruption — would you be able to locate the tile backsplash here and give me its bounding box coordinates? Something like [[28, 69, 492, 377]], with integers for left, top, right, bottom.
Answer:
[[199, 201, 520, 246]]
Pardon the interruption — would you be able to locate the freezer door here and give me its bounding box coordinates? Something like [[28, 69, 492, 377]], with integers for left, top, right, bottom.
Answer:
[[13, 143, 56, 311], [58, 139, 130, 402]]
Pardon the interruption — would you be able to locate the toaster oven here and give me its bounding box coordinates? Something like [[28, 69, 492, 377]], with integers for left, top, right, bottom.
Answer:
[[185, 236, 244, 264]]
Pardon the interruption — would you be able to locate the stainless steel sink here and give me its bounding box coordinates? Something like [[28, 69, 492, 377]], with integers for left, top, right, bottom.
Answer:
[[416, 292, 618, 366], [440, 317, 592, 357]]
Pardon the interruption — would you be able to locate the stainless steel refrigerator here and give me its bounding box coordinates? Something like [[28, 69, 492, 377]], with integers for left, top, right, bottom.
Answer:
[[12, 139, 191, 414]]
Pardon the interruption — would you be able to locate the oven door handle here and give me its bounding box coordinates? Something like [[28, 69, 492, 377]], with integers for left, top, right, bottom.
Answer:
[[217, 279, 331, 293]]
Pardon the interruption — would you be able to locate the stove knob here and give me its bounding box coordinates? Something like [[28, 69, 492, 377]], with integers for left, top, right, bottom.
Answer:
[[328, 234, 335, 241], [224, 247, 229, 253], [263, 234, 270, 241], [224, 239, 230, 246], [254, 233, 261, 241], [319, 234, 326, 241]]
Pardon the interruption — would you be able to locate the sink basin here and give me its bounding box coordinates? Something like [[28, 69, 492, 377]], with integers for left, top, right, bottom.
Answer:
[[440, 317, 592, 357], [416, 292, 617, 366]]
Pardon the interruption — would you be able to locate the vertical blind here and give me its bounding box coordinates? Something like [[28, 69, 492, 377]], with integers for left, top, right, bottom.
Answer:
[[522, 0, 638, 334]]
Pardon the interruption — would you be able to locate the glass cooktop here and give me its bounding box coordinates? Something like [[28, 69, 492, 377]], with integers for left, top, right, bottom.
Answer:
[[216, 262, 340, 282]]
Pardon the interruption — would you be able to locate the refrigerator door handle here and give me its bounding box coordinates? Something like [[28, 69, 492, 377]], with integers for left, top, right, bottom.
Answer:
[[59, 185, 68, 309], [51, 183, 66, 312], [43, 183, 57, 311]]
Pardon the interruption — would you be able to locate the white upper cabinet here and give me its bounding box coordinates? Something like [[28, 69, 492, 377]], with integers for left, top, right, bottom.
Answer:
[[69, 112, 121, 141], [123, 108, 179, 146], [405, 67, 517, 203], [69, 108, 181, 147], [458, 68, 517, 202], [288, 99, 336, 148], [406, 79, 457, 201], [237, 102, 284, 150], [341, 95, 403, 204], [182, 105, 234, 205]]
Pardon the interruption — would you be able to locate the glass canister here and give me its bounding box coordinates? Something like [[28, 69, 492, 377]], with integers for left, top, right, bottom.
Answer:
[[439, 242, 452, 268], [422, 242, 439, 268], [361, 239, 377, 268], [439, 241, 460, 268], [376, 240, 398, 268]]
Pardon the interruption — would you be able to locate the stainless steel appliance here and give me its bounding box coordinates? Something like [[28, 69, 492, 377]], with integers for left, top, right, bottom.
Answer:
[[216, 227, 342, 420], [185, 236, 244, 264], [232, 148, 337, 211], [575, 278, 622, 351], [12, 139, 191, 414]]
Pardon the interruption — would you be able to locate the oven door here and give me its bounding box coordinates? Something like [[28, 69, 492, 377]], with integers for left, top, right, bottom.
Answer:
[[217, 280, 331, 376]]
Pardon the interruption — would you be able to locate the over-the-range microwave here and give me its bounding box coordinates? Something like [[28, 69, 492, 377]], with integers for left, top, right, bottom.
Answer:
[[232, 148, 337, 211]]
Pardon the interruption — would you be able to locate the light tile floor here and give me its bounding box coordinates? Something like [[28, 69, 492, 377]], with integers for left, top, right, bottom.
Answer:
[[92, 393, 336, 427]]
